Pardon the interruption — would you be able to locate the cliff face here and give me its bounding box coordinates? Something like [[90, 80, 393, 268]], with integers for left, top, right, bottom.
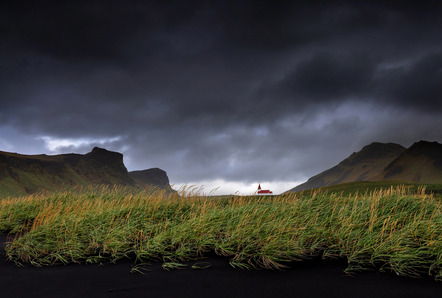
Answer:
[[286, 140, 442, 193], [81, 147, 134, 186], [129, 168, 175, 193], [0, 147, 174, 197]]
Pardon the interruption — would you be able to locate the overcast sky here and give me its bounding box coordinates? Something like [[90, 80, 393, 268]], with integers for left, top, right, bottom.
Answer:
[[1, 0, 441, 194]]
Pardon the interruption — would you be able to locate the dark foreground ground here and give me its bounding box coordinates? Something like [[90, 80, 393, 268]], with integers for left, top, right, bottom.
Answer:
[[1, 234, 440, 298]]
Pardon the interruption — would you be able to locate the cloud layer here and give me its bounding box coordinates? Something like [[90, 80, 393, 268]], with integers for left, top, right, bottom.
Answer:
[[1, 1, 441, 193]]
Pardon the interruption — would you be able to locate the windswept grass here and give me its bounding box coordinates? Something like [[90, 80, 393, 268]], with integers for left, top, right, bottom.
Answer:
[[0, 185, 441, 281]]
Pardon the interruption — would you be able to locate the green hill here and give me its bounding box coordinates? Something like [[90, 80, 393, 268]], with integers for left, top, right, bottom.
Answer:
[[0, 147, 174, 198], [294, 181, 442, 197], [373, 141, 442, 183], [286, 141, 442, 193]]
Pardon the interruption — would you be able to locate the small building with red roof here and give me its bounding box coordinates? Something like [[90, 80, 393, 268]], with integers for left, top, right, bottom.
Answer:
[[257, 184, 273, 194]]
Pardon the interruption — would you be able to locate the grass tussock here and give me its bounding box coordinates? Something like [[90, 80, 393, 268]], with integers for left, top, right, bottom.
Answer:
[[0, 185, 441, 280]]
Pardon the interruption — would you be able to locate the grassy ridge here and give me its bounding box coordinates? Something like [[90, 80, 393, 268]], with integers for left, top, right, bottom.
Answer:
[[295, 181, 442, 197], [0, 185, 441, 280]]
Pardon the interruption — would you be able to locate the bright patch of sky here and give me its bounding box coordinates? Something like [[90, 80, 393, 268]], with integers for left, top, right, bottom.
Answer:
[[0, 125, 47, 154], [39, 136, 122, 152], [172, 180, 302, 196]]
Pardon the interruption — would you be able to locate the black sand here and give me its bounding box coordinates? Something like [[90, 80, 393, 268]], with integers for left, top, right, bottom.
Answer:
[[1, 234, 440, 298]]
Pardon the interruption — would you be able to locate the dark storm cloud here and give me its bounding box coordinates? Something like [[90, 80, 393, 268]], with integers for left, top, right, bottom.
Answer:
[[262, 50, 442, 114], [269, 52, 376, 103], [375, 52, 442, 112], [1, 1, 207, 62], [1, 0, 442, 192]]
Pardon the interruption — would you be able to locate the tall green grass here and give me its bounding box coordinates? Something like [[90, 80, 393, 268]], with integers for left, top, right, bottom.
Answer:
[[0, 185, 440, 280]]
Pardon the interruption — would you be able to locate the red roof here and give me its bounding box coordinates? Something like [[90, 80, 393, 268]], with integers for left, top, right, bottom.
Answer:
[[257, 184, 272, 194]]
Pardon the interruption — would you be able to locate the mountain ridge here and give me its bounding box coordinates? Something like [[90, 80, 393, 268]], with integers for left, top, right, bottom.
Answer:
[[0, 147, 175, 197], [287, 140, 441, 193], [373, 141, 442, 183]]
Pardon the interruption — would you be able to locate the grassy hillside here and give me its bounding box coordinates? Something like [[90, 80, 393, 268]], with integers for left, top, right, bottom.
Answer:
[[287, 141, 442, 193], [373, 141, 442, 183], [0, 166, 83, 197], [1, 186, 441, 281], [289, 142, 405, 192], [293, 181, 442, 197], [0, 148, 176, 198]]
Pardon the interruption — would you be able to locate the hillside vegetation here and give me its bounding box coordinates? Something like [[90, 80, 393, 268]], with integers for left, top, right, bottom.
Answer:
[[0, 186, 440, 281], [288, 141, 442, 193], [0, 147, 175, 198], [293, 181, 442, 198]]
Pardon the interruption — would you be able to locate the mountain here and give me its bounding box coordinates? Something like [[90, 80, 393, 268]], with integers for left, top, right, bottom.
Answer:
[[0, 147, 174, 197], [372, 141, 442, 183], [129, 168, 175, 193], [286, 140, 442, 193], [287, 142, 405, 192]]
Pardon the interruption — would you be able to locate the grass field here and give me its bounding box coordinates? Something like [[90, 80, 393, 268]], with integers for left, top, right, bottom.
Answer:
[[0, 184, 441, 280]]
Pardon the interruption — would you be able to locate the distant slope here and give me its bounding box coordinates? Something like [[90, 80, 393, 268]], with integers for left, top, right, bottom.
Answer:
[[287, 142, 406, 192], [0, 147, 174, 197], [129, 168, 175, 193], [372, 141, 442, 183], [293, 181, 442, 197]]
